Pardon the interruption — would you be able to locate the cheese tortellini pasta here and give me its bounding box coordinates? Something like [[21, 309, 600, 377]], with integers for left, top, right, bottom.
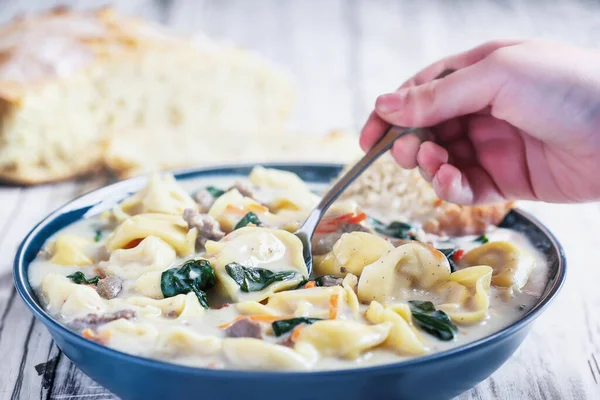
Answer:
[[101, 236, 176, 280], [30, 167, 546, 372], [49, 235, 94, 267], [41, 273, 106, 317], [437, 266, 493, 325], [314, 232, 393, 277], [112, 173, 197, 222], [460, 241, 535, 290], [105, 213, 197, 256], [357, 242, 451, 303], [365, 301, 426, 355], [294, 320, 392, 360], [205, 227, 308, 302]]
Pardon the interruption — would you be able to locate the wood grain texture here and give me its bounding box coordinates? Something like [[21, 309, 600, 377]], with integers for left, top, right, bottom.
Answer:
[[0, 0, 599, 399]]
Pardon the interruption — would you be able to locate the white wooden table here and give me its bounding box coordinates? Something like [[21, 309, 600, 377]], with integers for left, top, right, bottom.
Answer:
[[0, 1, 599, 399]]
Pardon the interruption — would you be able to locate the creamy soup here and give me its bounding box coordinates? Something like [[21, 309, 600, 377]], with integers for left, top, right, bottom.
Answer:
[[29, 167, 548, 371]]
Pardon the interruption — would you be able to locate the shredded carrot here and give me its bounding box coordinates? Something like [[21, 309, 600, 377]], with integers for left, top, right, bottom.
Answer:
[[331, 213, 355, 223], [453, 249, 465, 261], [316, 212, 367, 234], [305, 281, 317, 289], [347, 212, 367, 224], [248, 203, 269, 213], [82, 328, 111, 344], [434, 199, 444, 207], [290, 325, 306, 343], [123, 238, 143, 249], [315, 226, 338, 234], [225, 204, 247, 215], [320, 213, 353, 225], [329, 294, 340, 320], [217, 315, 289, 329], [93, 267, 106, 279]]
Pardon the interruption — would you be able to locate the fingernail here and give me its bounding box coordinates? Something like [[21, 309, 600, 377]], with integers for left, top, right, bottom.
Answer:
[[376, 92, 403, 113]]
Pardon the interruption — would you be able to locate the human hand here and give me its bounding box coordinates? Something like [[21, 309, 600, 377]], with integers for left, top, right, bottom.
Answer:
[[360, 40, 600, 205]]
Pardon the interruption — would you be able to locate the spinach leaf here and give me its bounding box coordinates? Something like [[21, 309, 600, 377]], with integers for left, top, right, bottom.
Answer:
[[161, 259, 217, 309], [272, 317, 323, 336], [474, 234, 489, 244], [437, 248, 458, 273], [67, 272, 100, 285], [225, 263, 298, 292], [368, 217, 417, 240], [205, 186, 225, 198], [409, 300, 458, 341], [94, 230, 102, 242], [234, 212, 262, 230]]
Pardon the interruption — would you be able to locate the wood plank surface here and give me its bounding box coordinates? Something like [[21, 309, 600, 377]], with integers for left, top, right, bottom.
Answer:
[[0, 0, 598, 399]]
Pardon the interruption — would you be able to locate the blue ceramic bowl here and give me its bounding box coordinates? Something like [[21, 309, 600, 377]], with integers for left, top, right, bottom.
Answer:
[[14, 164, 566, 400]]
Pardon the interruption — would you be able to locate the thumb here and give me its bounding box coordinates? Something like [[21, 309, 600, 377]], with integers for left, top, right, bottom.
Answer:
[[375, 59, 507, 127]]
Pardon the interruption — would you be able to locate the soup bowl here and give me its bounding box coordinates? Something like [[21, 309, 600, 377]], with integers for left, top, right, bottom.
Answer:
[[13, 163, 566, 400]]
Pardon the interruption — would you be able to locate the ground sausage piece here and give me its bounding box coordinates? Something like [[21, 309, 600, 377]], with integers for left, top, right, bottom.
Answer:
[[341, 223, 373, 234], [183, 208, 225, 247], [312, 233, 342, 255], [194, 189, 216, 213], [72, 309, 136, 327], [312, 225, 374, 256], [228, 181, 255, 199], [96, 276, 123, 299], [225, 318, 262, 339], [317, 276, 344, 287]]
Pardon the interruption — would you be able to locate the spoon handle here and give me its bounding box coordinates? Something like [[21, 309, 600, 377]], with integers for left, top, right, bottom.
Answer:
[[300, 125, 419, 234]]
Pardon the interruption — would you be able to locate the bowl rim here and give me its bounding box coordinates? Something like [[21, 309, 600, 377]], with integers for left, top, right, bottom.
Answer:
[[13, 162, 567, 378]]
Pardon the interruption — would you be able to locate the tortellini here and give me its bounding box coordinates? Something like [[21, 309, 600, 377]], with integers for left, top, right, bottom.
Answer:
[[41, 273, 106, 317], [97, 319, 160, 355], [208, 189, 271, 232], [105, 214, 197, 256], [248, 167, 319, 212], [112, 173, 197, 222], [155, 327, 222, 358], [248, 166, 310, 192], [123, 293, 205, 319], [294, 320, 391, 360], [205, 227, 308, 302], [365, 301, 426, 355], [357, 242, 451, 303], [267, 190, 319, 213], [265, 282, 357, 319], [222, 338, 312, 371], [49, 235, 94, 266], [461, 241, 535, 290], [314, 232, 393, 277], [102, 236, 176, 280], [437, 266, 493, 325], [132, 271, 163, 299]]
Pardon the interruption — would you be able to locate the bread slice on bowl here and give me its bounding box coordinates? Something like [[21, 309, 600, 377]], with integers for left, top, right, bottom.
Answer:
[[0, 7, 295, 184], [337, 153, 513, 236]]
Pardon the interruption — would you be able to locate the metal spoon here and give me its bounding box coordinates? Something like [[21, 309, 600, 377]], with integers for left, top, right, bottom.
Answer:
[[295, 125, 420, 273]]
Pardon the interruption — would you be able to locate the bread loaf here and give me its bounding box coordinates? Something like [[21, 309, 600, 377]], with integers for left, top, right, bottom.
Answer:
[[337, 153, 513, 236], [0, 7, 295, 184]]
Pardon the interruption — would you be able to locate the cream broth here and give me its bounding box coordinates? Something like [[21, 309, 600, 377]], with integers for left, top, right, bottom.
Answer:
[[28, 169, 548, 371]]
